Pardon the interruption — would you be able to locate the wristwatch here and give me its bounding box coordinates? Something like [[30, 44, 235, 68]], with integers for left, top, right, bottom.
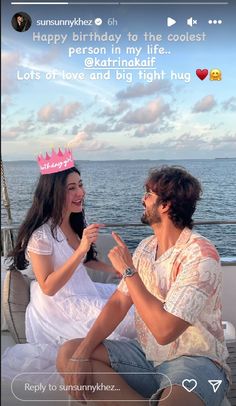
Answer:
[[122, 267, 137, 279]]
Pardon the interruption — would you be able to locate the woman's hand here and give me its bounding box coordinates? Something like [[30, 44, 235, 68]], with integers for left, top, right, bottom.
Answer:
[[78, 224, 103, 257]]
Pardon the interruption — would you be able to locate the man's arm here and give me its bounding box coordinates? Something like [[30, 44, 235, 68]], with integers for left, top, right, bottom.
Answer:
[[108, 232, 190, 345], [59, 289, 133, 396], [71, 289, 132, 359], [124, 274, 189, 345]]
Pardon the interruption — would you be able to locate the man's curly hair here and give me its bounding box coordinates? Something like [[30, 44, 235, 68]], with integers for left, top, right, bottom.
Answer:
[[145, 166, 202, 229]]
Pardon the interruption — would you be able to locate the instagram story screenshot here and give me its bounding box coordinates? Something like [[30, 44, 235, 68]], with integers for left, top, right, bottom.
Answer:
[[1, 0, 236, 405]]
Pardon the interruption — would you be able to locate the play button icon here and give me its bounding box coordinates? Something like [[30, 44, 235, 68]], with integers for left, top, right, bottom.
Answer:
[[167, 17, 176, 27]]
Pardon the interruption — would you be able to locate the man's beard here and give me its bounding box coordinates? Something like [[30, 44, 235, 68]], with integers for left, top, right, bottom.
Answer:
[[141, 204, 161, 226]]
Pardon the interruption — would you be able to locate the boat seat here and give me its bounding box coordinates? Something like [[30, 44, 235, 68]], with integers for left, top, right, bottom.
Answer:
[[2, 269, 30, 343]]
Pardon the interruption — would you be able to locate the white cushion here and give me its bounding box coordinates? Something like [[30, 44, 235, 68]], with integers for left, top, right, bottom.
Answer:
[[1, 257, 34, 334], [1, 264, 8, 331]]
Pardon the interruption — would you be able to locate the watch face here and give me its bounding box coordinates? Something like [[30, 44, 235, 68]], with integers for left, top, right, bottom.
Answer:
[[124, 268, 136, 278]]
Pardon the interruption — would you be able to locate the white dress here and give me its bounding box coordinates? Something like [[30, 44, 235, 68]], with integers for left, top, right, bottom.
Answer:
[[2, 223, 136, 386], [25, 222, 136, 344]]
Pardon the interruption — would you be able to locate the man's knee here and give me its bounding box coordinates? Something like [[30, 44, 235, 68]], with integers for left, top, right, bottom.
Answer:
[[56, 340, 110, 374], [158, 385, 204, 405], [91, 343, 111, 366]]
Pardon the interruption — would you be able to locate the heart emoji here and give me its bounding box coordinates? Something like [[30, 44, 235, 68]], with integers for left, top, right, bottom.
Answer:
[[182, 379, 197, 392], [196, 69, 208, 80]]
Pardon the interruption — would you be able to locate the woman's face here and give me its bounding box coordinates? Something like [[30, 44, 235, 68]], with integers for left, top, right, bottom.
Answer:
[[64, 171, 85, 214], [17, 16, 23, 25]]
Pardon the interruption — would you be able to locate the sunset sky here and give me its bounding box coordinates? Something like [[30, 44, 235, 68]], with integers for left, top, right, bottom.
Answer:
[[2, 0, 236, 160]]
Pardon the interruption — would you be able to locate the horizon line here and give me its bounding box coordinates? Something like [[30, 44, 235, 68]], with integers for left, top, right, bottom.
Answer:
[[2, 157, 236, 162]]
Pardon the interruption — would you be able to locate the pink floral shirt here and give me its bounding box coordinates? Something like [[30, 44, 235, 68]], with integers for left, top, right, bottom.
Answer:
[[118, 228, 230, 379]]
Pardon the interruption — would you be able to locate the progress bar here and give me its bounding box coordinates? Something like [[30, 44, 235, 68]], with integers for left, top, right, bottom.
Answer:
[[11, 1, 229, 4], [11, 2, 119, 4], [11, 2, 69, 4]]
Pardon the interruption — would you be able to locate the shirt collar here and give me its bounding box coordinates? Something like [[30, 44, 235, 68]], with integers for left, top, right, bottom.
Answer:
[[149, 227, 193, 264], [175, 227, 192, 248]]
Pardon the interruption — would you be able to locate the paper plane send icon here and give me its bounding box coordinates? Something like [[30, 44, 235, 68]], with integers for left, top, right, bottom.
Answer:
[[208, 380, 222, 393], [167, 17, 176, 27]]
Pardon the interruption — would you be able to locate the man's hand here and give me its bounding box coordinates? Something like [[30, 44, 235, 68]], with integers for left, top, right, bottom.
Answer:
[[108, 232, 134, 275], [64, 358, 93, 401]]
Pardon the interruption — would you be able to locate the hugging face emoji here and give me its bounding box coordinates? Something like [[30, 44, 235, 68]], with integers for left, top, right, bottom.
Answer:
[[210, 69, 222, 81]]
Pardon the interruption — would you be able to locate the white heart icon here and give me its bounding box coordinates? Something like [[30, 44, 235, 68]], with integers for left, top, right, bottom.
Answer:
[[182, 379, 197, 392]]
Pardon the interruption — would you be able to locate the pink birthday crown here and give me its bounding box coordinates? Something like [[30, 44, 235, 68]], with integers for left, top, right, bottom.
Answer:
[[37, 148, 75, 175]]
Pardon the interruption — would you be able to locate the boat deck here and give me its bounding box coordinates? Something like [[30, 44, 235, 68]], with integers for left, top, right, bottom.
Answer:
[[227, 341, 236, 405]]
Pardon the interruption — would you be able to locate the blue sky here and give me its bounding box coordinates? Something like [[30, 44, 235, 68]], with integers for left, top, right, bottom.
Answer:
[[2, 0, 236, 160]]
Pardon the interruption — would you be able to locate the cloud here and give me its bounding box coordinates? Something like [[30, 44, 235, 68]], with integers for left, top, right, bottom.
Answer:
[[133, 125, 146, 138], [99, 101, 130, 117], [122, 98, 172, 124], [47, 126, 58, 135], [110, 122, 126, 132], [84, 122, 110, 133], [131, 132, 236, 157], [133, 122, 174, 138], [116, 80, 172, 99], [211, 134, 236, 145], [208, 122, 223, 130], [68, 131, 92, 148], [68, 122, 116, 144], [131, 132, 209, 153], [68, 131, 112, 152], [222, 97, 236, 112], [192, 95, 216, 113], [71, 125, 80, 135], [2, 119, 35, 140], [38, 102, 81, 123], [1, 52, 21, 94], [173, 133, 208, 149]]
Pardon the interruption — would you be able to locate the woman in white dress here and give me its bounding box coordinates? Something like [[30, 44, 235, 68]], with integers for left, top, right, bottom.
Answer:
[[2, 149, 135, 393], [8, 150, 136, 344]]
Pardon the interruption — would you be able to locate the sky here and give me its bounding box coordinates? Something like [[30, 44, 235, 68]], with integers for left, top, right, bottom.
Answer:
[[1, 0, 236, 160]]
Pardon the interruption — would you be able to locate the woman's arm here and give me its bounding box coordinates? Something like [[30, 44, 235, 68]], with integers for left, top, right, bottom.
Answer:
[[85, 259, 119, 275], [29, 249, 85, 296], [29, 224, 101, 296]]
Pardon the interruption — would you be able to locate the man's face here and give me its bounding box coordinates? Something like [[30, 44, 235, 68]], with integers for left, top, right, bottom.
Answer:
[[141, 190, 162, 226], [17, 16, 23, 25]]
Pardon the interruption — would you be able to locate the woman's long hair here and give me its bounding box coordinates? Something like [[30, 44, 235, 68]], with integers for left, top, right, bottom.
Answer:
[[8, 167, 97, 270]]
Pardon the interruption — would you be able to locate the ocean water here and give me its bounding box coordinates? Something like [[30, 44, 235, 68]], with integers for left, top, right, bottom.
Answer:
[[1, 159, 236, 256]]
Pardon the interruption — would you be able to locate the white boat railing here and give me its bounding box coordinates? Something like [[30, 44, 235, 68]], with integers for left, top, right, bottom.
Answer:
[[1, 221, 236, 264]]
